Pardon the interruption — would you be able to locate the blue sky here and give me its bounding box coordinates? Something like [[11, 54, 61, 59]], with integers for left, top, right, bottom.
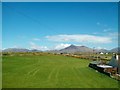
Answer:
[[0, 2, 1, 49], [2, 2, 118, 50]]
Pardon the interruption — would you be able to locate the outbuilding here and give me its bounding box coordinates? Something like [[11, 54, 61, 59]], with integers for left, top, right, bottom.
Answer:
[[89, 54, 119, 76]]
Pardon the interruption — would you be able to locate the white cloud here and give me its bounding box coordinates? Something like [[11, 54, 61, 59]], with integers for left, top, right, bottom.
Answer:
[[108, 32, 118, 43], [54, 43, 71, 50], [108, 32, 118, 36], [46, 34, 112, 44], [12, 45, 18, 48], [96, 47, 102, 50], [10, 45, 21, 48], [18, 35, 26, 39], [74, 44, 82, 46], [103, 28, 111, 32], [104, 24, 107, 27], [96, 46, 106, 50], [30, 42, 48, 51], [93, 32, 98, 34], [33, 38, 41, 41], [97, 22, 100, 25]]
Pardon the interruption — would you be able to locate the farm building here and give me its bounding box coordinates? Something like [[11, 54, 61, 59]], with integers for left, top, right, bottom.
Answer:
[[99, 52, 104, 55], [89, 61, 101, 70], [109, 54, 118, 67], [89, 61, 113, 76], [89, 54, 119, 79]]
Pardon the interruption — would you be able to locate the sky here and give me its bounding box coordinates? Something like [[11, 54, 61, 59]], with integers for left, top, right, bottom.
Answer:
[[2, 2, 118, 50], [0, 3, 1, 50], [2, 0, 120, 2]]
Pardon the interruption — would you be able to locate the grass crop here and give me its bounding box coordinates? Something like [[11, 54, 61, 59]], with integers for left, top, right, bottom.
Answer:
[[2, 54, 118, 88]]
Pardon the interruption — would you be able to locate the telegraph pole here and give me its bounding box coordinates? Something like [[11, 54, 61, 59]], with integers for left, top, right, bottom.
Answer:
[[93, 47, 95, 60]]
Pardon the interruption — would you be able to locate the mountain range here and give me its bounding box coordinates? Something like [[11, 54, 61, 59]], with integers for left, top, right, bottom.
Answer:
[[58, 45, 119, 53], [59, 45, 93, 53], [2, 48, 42, 52], [2, 45, 120, 53]]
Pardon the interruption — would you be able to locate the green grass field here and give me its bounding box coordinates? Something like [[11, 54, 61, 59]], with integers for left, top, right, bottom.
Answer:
[[3, 54, 118, 88]]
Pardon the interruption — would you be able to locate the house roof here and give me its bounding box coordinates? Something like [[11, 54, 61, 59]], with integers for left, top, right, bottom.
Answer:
[[97, 65, 113, 68], [108, 56, 118, 67], [90, 61, 101, 65]]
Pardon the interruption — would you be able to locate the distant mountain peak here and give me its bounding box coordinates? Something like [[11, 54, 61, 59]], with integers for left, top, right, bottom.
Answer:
[[65, 44, 77, 49], [69, 44, 75, 47], [81, 45, 85, 47], [59, 44, 93, 53], [110, 47, 120, 53], [3, 48, 30, 52], [2, 46, 119, 53], [69, 44, 76, 47], [80, 45, 87, 48]]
